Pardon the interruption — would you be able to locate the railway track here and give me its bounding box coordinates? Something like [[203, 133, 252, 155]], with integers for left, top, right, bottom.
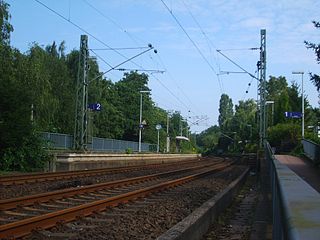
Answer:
[[0, 160, 232, 239], [0, 158, 201, 186]]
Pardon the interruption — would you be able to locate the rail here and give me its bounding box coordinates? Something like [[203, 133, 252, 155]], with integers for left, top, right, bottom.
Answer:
[[0, 162, 232, 239], [301, 139, 320, 165], [265, 141, 320, 240], [0, 161, 223, 210], [0, 158, 200, 186]]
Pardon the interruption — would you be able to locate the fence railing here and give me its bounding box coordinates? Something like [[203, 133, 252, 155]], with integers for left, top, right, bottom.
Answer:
[[302, 139, 320, 165], [40, 132, 156, 152], [265, 141, 320, 239]]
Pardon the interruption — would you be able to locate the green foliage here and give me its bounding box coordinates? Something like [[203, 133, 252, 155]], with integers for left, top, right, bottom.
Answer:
[[1, 132, 50, 171], [218, 94, 233, 131], [0, 0, 13, 45], [305, 132, 320, 144], [243, 143, 257, 153], [197, 125, 220, 152], [125, 148, 133, 154], [267, 123, 300, 152], [305, 21, 320, 91]]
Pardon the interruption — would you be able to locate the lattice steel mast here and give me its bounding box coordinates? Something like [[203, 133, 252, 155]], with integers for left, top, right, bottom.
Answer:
[[74, 35, 89, 150], [258, 29, 266, 147]]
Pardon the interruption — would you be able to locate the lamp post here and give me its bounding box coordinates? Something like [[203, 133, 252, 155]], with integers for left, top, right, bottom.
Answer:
[[265, 100, 274, 136], [156, 124, 162, 153], [292, 71, 304, 138], [139, 90, 150, 152], [166, 112, 171, 153]]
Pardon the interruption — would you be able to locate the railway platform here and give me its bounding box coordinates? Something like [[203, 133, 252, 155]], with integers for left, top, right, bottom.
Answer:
[[275, 155, 320, 193]]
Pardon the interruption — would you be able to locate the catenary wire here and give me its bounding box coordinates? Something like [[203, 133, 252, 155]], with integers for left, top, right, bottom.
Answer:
[[82, 0, 206, 117], [36, 0, 205, 124], [160, 0, 223, 93]]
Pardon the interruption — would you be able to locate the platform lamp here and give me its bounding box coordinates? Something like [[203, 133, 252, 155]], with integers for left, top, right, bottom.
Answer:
[[139, 90, 150, 152]]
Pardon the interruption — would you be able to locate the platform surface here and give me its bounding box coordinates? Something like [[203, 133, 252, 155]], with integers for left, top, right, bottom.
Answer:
[[275, 155, 320, 193]]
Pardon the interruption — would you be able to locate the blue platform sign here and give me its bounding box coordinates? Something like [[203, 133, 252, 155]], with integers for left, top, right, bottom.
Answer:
[[285, 111, 302, 118], [88, 103, 101, 111]]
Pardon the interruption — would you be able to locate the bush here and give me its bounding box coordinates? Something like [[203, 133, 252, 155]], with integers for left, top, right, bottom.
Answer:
[[125, 148, 132, 154], [0, 132, 50, 172], [244, 143, 258, 153], [267, 123, 300, 152]]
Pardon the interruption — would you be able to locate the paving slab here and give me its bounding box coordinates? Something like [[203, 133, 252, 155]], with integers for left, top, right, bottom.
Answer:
[[276, 155, 320, 193]]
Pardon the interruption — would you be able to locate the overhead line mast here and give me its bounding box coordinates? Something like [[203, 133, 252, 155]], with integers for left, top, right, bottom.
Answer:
[[258, 29, 267, 147], [74, 35, 90, 150]]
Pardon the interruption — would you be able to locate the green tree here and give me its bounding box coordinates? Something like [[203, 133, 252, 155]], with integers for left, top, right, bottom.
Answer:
[[305, 21, 320, 91], [230, 99, 257, 143], [0, 0, 13, 45], [197, 125, 220, 152], [0, 1, 49, 171], [218, 94, 233, 131]]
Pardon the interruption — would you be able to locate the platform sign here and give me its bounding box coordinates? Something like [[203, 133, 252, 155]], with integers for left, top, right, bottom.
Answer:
[[88, 103, 101, 111], [285, 111, 302, 118]]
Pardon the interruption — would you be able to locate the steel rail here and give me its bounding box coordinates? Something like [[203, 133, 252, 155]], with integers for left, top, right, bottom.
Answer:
[[0, 162, 232, 239], [0, 161, 225, 210], [0, 158, 202, 186]]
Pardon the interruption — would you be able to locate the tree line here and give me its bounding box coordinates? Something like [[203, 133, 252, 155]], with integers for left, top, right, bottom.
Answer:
[[197, 76, 319, 154], [0, 1, 193, 171], [197, 20, 320, 154]]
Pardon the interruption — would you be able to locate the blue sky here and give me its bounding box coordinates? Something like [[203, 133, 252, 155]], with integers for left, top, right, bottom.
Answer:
[[6, 0, 320, 132]]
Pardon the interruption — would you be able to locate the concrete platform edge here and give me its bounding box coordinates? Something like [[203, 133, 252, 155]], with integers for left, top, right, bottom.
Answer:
[[157, 167, 250, 240]]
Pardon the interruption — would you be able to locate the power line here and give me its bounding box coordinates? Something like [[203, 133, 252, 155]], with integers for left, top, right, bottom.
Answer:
[[217, 47, 259, 51], [180, 0, 220, 70], [90, 47, 150, 51], [116, 68, 165, 73], [160, 0, 223, 93], [83, 0, 204, 116], [36, 0, 203, 121], [242, 70, 258, 101], [82, 0, 145, 47], [216, 50, 259, 80], [35, 0, 144, 67], [155, 54, 203, 115], [89, 49, 113, 68], [151, 73, 192, 112]]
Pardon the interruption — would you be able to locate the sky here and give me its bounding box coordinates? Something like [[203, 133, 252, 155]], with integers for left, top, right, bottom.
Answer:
[[6, 0, 320, 132]]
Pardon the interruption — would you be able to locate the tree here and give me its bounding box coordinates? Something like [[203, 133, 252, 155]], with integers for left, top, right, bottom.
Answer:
[[115, 71, 151, 141], [0, 0, 13, 45], [305, 21, 320, 91], [230, 99, 257, 143], [196, 125, 220, 152], [218, 94, 233, 131], [0, 2, 49, 171]]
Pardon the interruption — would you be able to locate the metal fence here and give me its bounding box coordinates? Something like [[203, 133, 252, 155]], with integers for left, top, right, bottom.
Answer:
[[302, 139, 320, 165], [265, 141, 320, 239], [40, 132, 156, 152]]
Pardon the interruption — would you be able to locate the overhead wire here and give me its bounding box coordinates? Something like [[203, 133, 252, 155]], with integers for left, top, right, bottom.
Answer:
[[35, 0, 144, 68], [82, 0, 144, 47], [82, 0, 195, 111], [89, 49, 113, 68], [36, 0, 204, 124], [242, 70, 258, 101], [216, 50, 259, 80], [180, 1, 220, 72], [155, 54, 202, 116], [90, 47, 151, 51], [160, 0, 223, 93], [180, 0, 224, 92]]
